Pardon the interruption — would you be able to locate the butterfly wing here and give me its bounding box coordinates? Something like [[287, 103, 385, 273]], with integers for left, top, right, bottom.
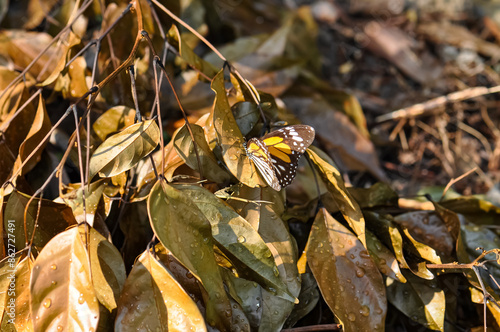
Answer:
[[245, 138, 281, 191], [261, 125, 315, 188], [246, 125, 315, 191]]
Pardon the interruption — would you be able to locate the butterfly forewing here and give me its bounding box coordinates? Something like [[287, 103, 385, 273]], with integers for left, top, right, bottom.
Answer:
[[245, 125, 315, 191]]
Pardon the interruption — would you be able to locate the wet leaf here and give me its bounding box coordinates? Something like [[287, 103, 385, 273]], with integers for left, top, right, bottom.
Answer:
[[212, 70, 266, 189], [176, 184, 296, 303], [88, 227, 126, 313], [4, 191, 77, 251], [366, 230, 406, 283], [307, 147, 366, 245], [232, 102, 260, 136], [92, 106, 136, 142], [284, 273, 319, 328], [401, 228, 442, 264], [173, 123, 232, 183], [114, 249, 206, 332], [221, 270, 262, 329], [386, 272, 445, 331], [394, 211, 453, 261], [364, 212, 410, 269], [89, 119, 160, 180], [0, 251, 30, 331], [148, 181, 234, 330], [30, 226, 99, 332], [306, 208, 386, 332], [457, 224, 500, 301]]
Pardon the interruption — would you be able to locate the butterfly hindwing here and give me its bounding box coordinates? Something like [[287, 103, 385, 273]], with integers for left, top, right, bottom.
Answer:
[[245, 125, 315, 191]]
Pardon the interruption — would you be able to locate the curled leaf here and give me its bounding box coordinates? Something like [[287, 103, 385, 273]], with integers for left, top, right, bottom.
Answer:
[[89, 120, 159, 180]]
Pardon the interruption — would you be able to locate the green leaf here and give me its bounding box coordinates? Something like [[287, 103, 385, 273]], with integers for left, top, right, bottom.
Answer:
[[306, 208, 386, 332], [173, 123, 232, 183], [386, 272, 445, 331], [176, 184, 296, 303], [232, 102, 260, 136], [4, 191, 77, 251], [147, 181, 234, 331], [89, 228, 126, 313], [89, 119, 159, 180], [284, 273, 319, 328], [211, 70, 267, 189], [114, 249, 206, 332], [366, 230, 406, 283], [30, 226, 99, 332], [307, 147, 366, 245]]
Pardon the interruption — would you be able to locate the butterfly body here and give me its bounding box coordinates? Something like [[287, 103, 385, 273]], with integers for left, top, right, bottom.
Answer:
[[245, 125, 315, 191]]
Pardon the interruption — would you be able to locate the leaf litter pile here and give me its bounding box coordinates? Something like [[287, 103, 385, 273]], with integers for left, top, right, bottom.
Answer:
[[0, 0, 499, 331]]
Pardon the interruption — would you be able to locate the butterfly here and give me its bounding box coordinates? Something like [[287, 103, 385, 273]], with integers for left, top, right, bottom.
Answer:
[[245, 125, 315, 191]]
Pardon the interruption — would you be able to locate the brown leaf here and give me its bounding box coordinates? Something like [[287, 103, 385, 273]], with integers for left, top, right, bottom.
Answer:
[[306, 208, 386, 331]]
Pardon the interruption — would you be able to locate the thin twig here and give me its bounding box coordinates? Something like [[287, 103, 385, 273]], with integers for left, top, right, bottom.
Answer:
[[376, 85, 500, 123], [441, 167, 478, 200]]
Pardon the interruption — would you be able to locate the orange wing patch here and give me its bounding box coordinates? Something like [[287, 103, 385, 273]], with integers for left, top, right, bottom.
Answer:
[[267, 145, 291, 163], [247, 142, 269, 159]]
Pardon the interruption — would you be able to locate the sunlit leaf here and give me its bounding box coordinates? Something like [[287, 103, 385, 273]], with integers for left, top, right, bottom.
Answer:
[[364, 212, 409, 269], [212, 70, 267, 189], [394, 211, 454, 261], [307, 147, 366, 245], [366, 230, 406, 283], [0, 31, 58, 81], [11, 94, 51, 176], [177, 184, 296, 303], [173, 123, 232, 183], [114, 249, 206, 332], [4, 191, 77, 251], [30, 226, 99, 331], [0, 251, 25, 330], [2, 253, 33, 331], [92, 106, 136, 142], [88, 228, 126, 313], [400, 228, 442, 264], [41, 29, 83, 86], [147, 181, 234, 330], [306, 208, 386, 331], [0, 83, 36, 158], [440, 196, 500, 225], [89, 119, 160, 180], [386, 272, 445, 331], [167, 25, 218, 79]]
